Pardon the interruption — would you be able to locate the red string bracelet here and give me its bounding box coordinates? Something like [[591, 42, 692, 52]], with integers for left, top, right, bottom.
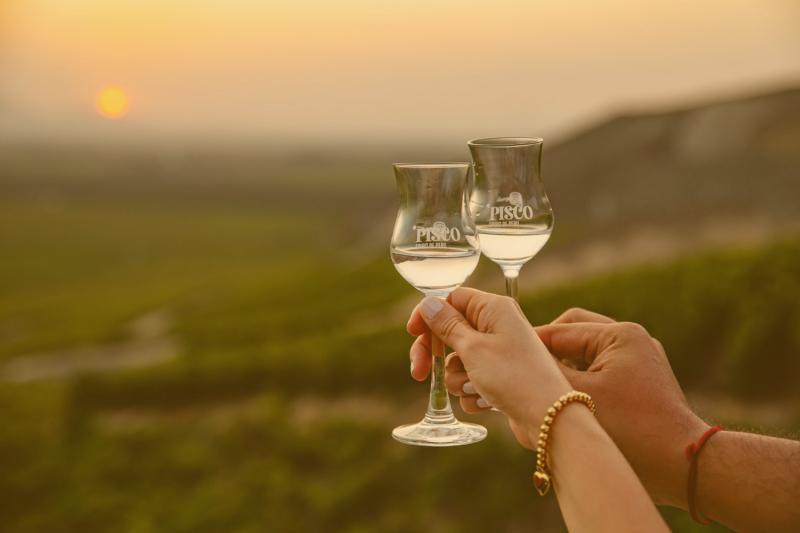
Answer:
[[685, 425, 724, 525]]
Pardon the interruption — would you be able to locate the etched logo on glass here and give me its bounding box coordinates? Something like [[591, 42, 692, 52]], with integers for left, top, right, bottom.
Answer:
[[415, 220, 461, 247], [490, 191, 534, 224]]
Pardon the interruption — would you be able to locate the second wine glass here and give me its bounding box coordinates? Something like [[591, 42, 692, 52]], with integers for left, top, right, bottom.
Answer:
[[468, 138, 553, 300]]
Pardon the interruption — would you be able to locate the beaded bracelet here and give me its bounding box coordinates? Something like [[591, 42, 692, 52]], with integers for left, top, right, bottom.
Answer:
[[532, 390, 597, 496]]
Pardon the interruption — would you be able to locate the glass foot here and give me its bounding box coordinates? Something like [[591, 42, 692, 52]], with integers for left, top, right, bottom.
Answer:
[[392, 417, 487, 447]]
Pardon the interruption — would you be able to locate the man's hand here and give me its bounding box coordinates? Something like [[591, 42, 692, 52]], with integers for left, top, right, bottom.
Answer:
[[535, 309, 708, 507]]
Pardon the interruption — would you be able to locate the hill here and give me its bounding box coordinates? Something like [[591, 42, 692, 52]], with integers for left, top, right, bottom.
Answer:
[[547, 86, 800, 238]]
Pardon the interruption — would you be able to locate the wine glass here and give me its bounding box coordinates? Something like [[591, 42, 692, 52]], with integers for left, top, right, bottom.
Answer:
[[390, 163, 487, 447], [467, 138, 553, 300]]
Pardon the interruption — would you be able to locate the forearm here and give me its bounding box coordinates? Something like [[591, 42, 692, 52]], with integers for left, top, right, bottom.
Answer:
[[534, 405, 668, 533], [693, 431, 800, 532]]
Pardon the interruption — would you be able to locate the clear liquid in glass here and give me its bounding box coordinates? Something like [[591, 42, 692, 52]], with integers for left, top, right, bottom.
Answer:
[[476, 225, 551, 266], [392, 246, 480, 295]]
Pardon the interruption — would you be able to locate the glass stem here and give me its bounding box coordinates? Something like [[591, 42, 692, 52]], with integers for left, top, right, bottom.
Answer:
[[504, 270, 520, 301], [424, 334, 455, 424]]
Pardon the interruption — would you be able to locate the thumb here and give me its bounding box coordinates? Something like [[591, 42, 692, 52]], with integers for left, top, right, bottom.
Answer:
[[418, 296, 478, 352], [535, 322, 616, 366], [555, 359, 590, 391]]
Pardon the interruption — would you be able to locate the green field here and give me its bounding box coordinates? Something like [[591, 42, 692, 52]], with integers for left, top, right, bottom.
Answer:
[[1, 152, 799, 532]]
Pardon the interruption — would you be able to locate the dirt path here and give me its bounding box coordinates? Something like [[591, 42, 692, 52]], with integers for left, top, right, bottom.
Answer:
[[1, 310, 179, 382]]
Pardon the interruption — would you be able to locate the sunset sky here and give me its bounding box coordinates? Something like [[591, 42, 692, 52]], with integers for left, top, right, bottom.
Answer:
[[1, 0, 799, 145]]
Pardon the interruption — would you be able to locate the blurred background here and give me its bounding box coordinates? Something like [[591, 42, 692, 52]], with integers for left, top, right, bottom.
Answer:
[[1, 1, 799, 531]]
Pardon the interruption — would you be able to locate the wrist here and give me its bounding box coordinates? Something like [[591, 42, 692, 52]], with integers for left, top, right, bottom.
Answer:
[[529, 397, 606, 497], [655, 413, 711, 508], [521, 381, 572, 440], [522, 385, 591, 450], [547, 403, 606, 468]]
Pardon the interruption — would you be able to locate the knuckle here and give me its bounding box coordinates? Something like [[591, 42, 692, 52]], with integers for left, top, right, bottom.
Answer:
[[481, 292, 513, 312], [445, 377, 461, 395], [652, 337, 666, 353], [444, 352, 459, 368], [483, 291, 505, 304], [438, 314, 463, 340], [500, 295, 517, 309], [460, 397, 478, 414], [444, 368, 462, 383], [616, 321, 649, 339], [559, 307, 588, 321]]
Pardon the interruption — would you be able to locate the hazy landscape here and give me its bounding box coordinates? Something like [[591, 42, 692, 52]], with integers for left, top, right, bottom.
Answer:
[[1, 87, 799, 532]]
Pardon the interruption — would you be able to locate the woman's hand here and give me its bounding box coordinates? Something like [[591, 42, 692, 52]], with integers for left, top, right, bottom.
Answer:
[[406, 287, 571, 448]]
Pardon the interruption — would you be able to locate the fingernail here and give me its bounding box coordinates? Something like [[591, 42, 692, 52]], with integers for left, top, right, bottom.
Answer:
[[462, 382, 476, 395], [476, 397, 490, 409], [420, 297, 443, 319], [410, 361, 415, 376]]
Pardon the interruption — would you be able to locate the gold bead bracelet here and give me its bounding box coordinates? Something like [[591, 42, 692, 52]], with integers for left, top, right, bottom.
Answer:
[[532, 390, 597, 496]]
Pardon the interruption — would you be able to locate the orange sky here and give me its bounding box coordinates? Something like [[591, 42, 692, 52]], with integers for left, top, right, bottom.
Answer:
[[1, 0, 799, 145]]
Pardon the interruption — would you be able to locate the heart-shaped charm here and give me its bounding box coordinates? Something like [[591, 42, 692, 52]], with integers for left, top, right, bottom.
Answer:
[[532, 470, 551, 496]]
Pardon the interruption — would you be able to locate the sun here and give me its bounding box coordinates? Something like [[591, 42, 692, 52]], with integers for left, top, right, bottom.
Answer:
[[95, 87, 130, 119]]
